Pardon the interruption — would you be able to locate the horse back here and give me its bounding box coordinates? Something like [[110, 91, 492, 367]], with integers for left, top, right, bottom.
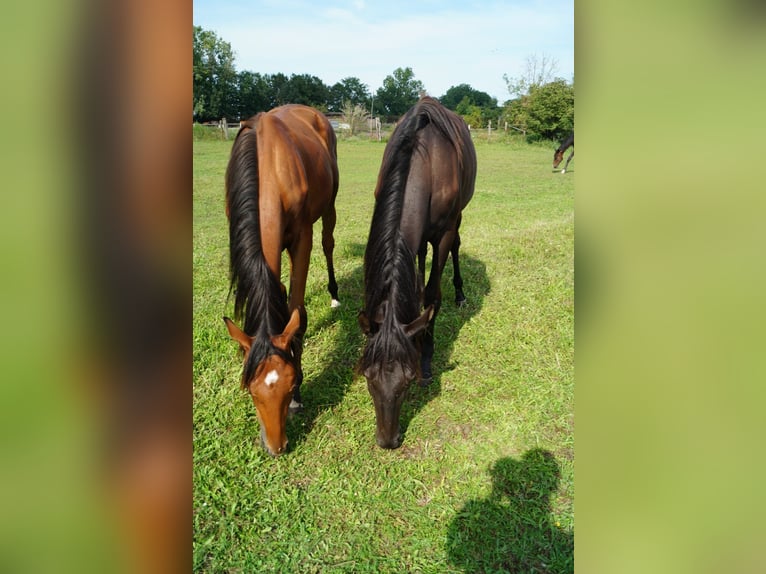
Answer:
[[257, 105, 338, 224], [400, 114, 476, 250]]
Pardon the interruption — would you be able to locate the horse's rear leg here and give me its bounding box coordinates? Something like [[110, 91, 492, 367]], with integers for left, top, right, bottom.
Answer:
[[321, 206, 340, 308], [451, 229, 467, 307], [417, 242, 427, 307]]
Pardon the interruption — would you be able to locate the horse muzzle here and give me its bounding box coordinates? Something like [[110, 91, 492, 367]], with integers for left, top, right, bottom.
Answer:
[[375, 425, 402, 449], [259, 426, 288, 457]]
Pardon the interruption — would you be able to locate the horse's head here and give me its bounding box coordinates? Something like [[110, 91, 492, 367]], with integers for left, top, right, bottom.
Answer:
[[553, 148, 564, 169], [358, 302, 433, 449], [224, 308, 302, 456]]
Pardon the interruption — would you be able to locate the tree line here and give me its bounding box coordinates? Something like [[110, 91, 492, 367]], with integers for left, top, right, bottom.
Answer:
[[193, 26, 573, 142]]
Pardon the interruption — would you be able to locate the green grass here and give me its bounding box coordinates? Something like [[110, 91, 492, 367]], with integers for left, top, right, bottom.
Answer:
[[193, 134, 573, 573]]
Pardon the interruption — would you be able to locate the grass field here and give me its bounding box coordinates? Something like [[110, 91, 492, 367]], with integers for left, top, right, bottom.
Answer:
[[193, 133, 574, 573]]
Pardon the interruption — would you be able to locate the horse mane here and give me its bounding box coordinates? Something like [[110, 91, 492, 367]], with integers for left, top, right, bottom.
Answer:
[[226, 120, 295, 387], [361, 97, 465, 377]]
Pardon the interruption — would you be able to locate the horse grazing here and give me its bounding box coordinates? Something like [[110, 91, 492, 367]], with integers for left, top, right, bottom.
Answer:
[[358, 97, 477, 449], [223, 104, 340, 456], [553, 132, 574, 173]]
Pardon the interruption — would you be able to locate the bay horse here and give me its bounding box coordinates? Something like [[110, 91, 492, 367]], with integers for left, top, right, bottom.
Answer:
[[223, 104, 340, 456], [553, 132, 574, 173], [358, 97, 476, 449]]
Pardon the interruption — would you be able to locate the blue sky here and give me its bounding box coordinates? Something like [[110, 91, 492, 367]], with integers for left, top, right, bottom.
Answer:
[[193, 0, 573, 103]]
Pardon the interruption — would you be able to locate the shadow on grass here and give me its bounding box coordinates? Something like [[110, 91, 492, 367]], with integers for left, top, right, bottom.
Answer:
[[446, 449, 574, 573], [399, 251, 490, 443]]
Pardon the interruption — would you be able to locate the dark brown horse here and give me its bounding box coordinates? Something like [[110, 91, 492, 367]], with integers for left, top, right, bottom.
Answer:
[[553, 132, 574, 173], [358, 97, 477, 449], [223, 104, 340, 456]]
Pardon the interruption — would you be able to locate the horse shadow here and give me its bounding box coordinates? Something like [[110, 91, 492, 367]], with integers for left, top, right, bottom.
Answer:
[[446, 449, 574, 573], [399, 251, 490, 443]]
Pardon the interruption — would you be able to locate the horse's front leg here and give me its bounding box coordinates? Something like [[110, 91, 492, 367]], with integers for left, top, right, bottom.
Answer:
[[420, 232, 453, 385], [417, 241, 427, 307], [564, 149, 574, 172], [287, 233, 312, 413]]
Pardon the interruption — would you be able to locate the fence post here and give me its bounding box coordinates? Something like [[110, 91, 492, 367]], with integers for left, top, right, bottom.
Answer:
[[221, 118, 229, 140], [488, 120, 492, 140]]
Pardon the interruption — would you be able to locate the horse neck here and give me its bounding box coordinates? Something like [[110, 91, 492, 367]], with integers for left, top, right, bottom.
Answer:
[[558, 133, 574, 152], [365, 139, 421, 327]]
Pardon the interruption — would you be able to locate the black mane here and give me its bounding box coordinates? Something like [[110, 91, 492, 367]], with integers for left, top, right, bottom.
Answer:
[[226, 121, 296, 386], [360, 97, 464, 377]]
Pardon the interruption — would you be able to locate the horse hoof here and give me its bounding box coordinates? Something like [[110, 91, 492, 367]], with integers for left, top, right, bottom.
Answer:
[[331, 299, 341, 309], [419, 376, 433, 387], [456, 297, 467, 308], [288, 399, 304, 416], [561, 169, 566, 174]]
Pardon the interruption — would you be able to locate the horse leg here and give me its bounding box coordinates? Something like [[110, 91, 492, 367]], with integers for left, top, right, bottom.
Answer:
[[287, 233, 312, 413], [420, 232, 454, 385], [288, 305, 308, 413], [417, 241, 427, 307], [321, 205, 340, 308], [564, 149, 574, 172], [451, 220, 466, 307]]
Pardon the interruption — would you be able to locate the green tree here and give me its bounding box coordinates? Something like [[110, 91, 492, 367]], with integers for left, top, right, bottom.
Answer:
[[193, 25, 238, 122], [236, 71, 270, 119], [440, 84, 495, 110], [441, 84, 500, 129], [282, 74, 330, 109], [266, 73, 290, 108], [503, 54, 574, 142], [375, 67, 424, 119], [329, 77, 370, 113], [525, 79, 574, 141], [456, 96, 484, 129]]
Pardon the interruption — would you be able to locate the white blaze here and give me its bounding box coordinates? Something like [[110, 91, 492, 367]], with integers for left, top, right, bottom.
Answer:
[[264, 369, 279, 386]]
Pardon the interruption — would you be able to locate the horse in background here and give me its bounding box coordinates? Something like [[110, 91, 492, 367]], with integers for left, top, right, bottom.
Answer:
[[553, 132, 574, 173], [223, 104, 340, 456], [358, 97, 477, 449]]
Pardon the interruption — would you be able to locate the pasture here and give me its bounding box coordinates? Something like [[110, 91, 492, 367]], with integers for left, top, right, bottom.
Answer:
[[193, 134, 574, 572]]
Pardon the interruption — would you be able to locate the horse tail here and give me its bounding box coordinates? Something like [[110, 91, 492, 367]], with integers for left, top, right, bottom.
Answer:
[[225, 118, 288, 338]]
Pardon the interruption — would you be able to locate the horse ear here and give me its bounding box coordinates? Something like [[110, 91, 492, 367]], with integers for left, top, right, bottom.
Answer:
[[224, 317, 251, 353], [271, 307, 301, 352], [403, 305, 434, 338]]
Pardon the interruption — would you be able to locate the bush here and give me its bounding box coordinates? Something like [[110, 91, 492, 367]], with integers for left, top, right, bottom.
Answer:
[[193, 122, 230, 141]]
